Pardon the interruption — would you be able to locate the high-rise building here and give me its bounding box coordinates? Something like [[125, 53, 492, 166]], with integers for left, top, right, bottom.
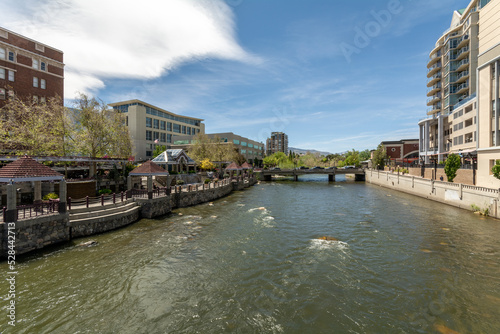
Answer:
[[109, 100, 205, 161], [266, 132, 288, 156], [0, 27, 64, 106], [418, 1, 489, 162]]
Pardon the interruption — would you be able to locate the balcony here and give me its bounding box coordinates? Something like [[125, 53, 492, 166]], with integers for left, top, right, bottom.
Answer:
[[427, 51, 442, 67], [427, 94, 441, 106], [456, 58, 469, 71], [427, 103, 442, 115], [455, 81, 469, 95], [427, 62, 442, 77], [457, 34, 469, 49], [456, 46, 469, 61], [427, 83, 441, 96], [427, 72, 441, 87], [455, 70, 469, 84]]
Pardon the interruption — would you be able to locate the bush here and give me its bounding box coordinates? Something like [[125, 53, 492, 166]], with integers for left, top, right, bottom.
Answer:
[[98, 189, 113, 195], [43, 193, 59, 200], [223, 173, 230, 178], [170, 171, 178, 175], [176, 179, 185, 185], [204, 178, 211, 184], [444, 153, 461, 182]]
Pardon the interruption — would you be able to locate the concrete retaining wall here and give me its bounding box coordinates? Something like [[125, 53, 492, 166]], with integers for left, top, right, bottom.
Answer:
[[366, 169, 500, 218]]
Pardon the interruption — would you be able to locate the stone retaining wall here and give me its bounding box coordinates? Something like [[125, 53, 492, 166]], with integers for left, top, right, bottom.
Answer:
[[366, 169, 500, 218], [171, 182, 234, 208], [136, 197, 171, 219], [1, 214, 70, 256], [70, 208, 140, 239]]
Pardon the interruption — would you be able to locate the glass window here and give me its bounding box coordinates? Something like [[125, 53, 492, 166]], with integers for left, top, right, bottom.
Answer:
[[241, 142, 247, 147], [0, 88, 5, 100], [8, 51, 15, 62], [40, 96, 46, 104], [41, 79, 46, 89], [41, 62, 46, 71], [167, 122, 172, 131], [241, 149, 246, 154], [160, 121, 166, 130], [160, 133, 166, 142], [173, 124, 181, 133], [0, 68, 4, 80], [182, 126, 186, 134], [146, 151, 152, 157], [248, 143, 253, 148], [8, 70, 14, 82], [167, 134, 172, 143], [33, 77, 38, 87], [153, 132, 159, 140], [0, 47, 5, 60], [153, 119, 159, 129], [187, 127, 191, 135], [146, 130, 152, 141], [146, 117, 152, 128], [233, 139, 240, 145], [33, 59, 39, 69]]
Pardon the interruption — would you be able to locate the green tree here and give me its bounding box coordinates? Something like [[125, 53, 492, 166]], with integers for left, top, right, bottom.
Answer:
[[359, 149, 371, 161], [344, 149, 360, 167], [0, 96, 72, 157], [72, 93, 132, 158], [371, 144, 387, 170], [153, 145, 166, 158], [444, 153, 461, 182], [492, 160, 500, 180]]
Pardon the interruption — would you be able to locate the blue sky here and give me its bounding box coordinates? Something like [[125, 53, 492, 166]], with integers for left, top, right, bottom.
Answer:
[[1, 0, 471, 153]]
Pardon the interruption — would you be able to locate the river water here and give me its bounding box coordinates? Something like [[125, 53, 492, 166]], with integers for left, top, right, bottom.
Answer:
[[1, 175, 500, 333]]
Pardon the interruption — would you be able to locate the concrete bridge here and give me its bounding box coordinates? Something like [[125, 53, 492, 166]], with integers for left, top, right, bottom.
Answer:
[[260, 168, 366, 182]]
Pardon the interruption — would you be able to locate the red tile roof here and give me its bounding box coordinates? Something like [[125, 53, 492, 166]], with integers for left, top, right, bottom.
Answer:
[[225, 162, 242, 170], [241, 162, 253, 169], [129, 160, 169, 175], [0, 156, 63, 181]]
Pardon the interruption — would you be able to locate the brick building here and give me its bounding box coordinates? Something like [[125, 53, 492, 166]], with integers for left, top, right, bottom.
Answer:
[[381, 139, 420, 163], [0, 27, 64, 106]]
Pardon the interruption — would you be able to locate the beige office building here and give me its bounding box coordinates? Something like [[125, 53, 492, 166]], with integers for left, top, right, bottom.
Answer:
[[476, 0, 500, 186], [109, 100, 205, 161]]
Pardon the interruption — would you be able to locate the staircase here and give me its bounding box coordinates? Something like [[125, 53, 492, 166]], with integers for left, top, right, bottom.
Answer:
[[69, 199, 140, 225]]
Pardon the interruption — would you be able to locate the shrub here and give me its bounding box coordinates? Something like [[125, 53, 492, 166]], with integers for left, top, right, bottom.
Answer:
[[176, 179, 185, 185], [170, 171, 178, 175], [98, 189, 113, 195], [43, 193, 59, 200], [204, 178, 211, 184], [223, 173, 230, 178], [444, 153, 461, 182]]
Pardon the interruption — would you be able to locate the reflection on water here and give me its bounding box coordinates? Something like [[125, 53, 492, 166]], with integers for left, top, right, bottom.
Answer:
[[1, 175, 500, 333]]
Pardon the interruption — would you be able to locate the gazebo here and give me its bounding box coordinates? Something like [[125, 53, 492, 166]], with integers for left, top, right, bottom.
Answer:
[[151, 149, 196, 173], [241, 162, 253, 176], [225, 162, 243, 178], [127, 160, 169, 199], [0, 156, 66, 222]]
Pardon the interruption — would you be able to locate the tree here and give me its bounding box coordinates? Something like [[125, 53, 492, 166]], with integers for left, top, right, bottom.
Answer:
[[492, 160, 500, 180], [444, 153, 461, 182], [200, 158, 215, 170], [359, 149, 371, 161], [0, 96, 72, 156], [71, 93, 132, 158], [344, 149, 360, 167], [372, 144, 387, 170], [153, 145, 166, 158], [188, 134, 236, 175]]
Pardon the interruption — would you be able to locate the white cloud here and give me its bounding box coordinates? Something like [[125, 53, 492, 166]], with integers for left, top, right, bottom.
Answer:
[[0, 0, 259, 97]]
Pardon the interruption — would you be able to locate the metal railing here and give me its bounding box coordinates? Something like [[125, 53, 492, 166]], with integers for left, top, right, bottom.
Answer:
[[15, 200, 60, 221]]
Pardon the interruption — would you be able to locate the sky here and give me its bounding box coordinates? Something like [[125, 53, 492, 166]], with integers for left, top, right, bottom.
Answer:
[[0, 0, 472, 154]]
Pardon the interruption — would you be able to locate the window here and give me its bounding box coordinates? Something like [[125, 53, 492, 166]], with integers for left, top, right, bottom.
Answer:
[[233, 139, 240, 145], [146, 151, 152, 157], [160, 133, 166, 142], [8, 70, 14, 82], [248, 143, 253, 148], [8, 51, 15, 62], [33, 77, 39, 87], [146, 130, 152, 141], [241, 142, 247, 147], [160, 120, 166, 130], [173, 124, 181, 133], [33, 95, 38, 103], [40, 96, 46, 104], [153, 119, 159, 129], [0, 47, 5, 60], [33, 59, 39, 69], [41, 62, 46, 71], [182, 126, 186, 134], [146, 117, 152, 128], [167, 122, 172, 131], [153, 131, 159, 141], [41, 79, 46, 89], [0, 68, 4, 79], [0, 88, 5, 100], [187, 127, 191, 135], [167, 134, 172, 143], [241, 149, 246, 154]]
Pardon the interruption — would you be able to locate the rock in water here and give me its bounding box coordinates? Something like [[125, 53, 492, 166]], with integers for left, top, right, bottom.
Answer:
[[318, 236, 339, 241], [78, 240, 98, 247]]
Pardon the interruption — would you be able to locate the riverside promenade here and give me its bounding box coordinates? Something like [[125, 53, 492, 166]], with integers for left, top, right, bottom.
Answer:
[[1, 176, 257, 258], [366, 169, 500, 218]]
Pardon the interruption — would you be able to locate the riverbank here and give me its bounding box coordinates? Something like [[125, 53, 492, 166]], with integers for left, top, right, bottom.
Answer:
[[0, 177, 258, 258], [366, 169, 500, 218]]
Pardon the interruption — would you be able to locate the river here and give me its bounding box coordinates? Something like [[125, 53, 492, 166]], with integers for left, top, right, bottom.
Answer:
[[1, 175, 500, 333]]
